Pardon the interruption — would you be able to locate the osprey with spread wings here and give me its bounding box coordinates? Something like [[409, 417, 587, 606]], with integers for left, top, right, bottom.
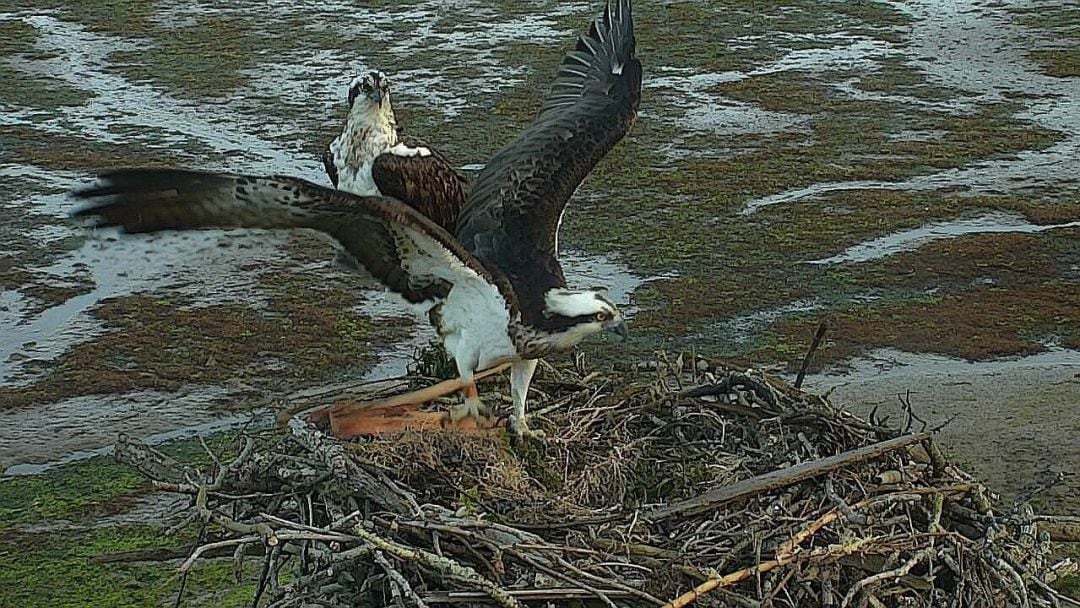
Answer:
[[72, 0, 641, 438]]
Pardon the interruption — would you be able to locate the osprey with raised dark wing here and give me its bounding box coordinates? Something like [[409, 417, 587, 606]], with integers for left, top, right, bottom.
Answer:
[[322, 71, 465, 232], [72, 0, 640, 438]]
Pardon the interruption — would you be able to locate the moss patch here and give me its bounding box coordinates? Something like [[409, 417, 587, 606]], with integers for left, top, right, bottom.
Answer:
[[0, 18, 40, 56], [0, 124, 197, 171], [0, 64, 93, 109], [5, 0, 158, 36], [0, 458, 146, 528], [107, 19, 260, 98], [1030, 46, 1080, 78], [0, 525, 257, 608]]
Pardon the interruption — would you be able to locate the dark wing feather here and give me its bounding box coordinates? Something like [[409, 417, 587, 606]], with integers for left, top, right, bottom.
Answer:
[[71, 168, 512, 307], [371, 135, 466, 233], [321, 142, 339, 188], [455, 0, 640, 301]]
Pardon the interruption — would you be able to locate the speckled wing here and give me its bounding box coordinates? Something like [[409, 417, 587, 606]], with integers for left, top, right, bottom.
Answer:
[[455, 0, 641, 295], [70, 168, 512, 307], [371, 135, 466, 233]]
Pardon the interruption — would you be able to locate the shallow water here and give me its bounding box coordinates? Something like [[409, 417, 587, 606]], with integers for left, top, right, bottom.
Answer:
[[808, 212, 1080, 265], [794, 346, 1080, 505], [2, 397, 272, 476], [741, 0, 1080, 215]]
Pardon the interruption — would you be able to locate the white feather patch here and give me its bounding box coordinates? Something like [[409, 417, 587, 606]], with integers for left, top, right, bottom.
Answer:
[[331, 99, 397, 196], [394, 225, 518, 373], [389, 142, 432, 158], [544, 290, 607, 318]]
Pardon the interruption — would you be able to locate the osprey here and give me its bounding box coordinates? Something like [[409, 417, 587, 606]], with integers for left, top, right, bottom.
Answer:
[[322, 71, 464, 232], [71, 0, 641, 438]]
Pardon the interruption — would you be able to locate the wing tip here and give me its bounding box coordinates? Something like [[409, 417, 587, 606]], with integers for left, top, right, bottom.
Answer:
[[576, 0, 635, 64]]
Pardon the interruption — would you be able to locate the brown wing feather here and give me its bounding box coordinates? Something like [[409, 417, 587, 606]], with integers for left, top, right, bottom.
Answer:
[[71, 168, 510, 307], [371, 135, 466, 233], [455, 0, 640, 313]]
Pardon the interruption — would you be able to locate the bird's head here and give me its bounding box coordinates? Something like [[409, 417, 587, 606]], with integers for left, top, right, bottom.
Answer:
[[347, 71, 392, 113], [542, 289, 628, 346]]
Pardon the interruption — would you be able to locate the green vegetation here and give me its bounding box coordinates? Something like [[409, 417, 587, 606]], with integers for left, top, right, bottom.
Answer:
[[0, 523, 257, 607], [0, 458, 145, 528], [107, 19, 262, 98]]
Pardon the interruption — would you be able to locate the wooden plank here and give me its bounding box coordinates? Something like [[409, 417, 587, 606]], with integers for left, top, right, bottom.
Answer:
[[642, 432, 930, 523]]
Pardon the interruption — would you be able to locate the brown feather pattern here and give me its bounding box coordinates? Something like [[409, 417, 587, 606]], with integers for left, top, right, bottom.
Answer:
[[71, 168, 512, 307], [455, 0, 640, 326], [370, 134, 466, 233]]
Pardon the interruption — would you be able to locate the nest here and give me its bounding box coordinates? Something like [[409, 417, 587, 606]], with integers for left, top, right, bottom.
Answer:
[[115, 355, 1076, 607]]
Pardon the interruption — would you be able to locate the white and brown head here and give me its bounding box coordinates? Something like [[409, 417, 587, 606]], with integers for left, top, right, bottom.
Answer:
[[346, 71, 396, 129], [537, 288, 628, 350]]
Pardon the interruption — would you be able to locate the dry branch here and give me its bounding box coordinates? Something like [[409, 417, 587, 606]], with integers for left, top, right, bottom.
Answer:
[[643, 432, 930, 522]]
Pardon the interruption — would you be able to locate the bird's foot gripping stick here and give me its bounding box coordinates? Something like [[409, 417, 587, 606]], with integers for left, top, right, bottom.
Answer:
[[309, 364, 510, 438]]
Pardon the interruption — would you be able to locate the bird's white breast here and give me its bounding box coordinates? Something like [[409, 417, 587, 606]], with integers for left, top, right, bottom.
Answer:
[[439, 278, 519, 372], [331, 119, 395, 197], [392, 225, 520, 375]]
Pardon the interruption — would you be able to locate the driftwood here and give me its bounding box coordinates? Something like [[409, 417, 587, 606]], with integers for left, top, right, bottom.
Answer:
[[110, 356, 1074, 608], [642, 432, 931, 522]]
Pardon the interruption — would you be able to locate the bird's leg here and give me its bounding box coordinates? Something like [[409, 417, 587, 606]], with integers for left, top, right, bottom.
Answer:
[[448, 380, 490, 422], [446, 357, 493, 426], [509, 359, 543, 439]]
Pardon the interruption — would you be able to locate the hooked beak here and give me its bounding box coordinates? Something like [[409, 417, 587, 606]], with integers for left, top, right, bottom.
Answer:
[[367, 86, 384, 105], [608, 320, 629, 342], [369, 73, 386, 105]]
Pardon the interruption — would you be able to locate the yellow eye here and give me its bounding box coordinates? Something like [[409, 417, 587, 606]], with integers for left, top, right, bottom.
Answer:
[[595, 312, 608, 322]]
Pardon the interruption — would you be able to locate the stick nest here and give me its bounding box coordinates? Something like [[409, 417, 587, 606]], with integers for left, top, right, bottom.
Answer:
[[115, 355, 1075, 608]]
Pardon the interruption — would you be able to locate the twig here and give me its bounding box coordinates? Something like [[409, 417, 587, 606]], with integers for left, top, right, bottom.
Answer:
[[776, 485, 972, 560], [511, 551, 618, 608], [174, 518, 209, 608], [898, 390, 927, 434], [287, 417, 418, 515], [179, 536, 262, 573], [553, 554, 664, 605], [351, 525, 523, 608], [374, 551, 429, 608], [794, 322, 827, 389], [661, 537, 875, 608], [423, 589, 637, 603], [825, 478, 869, 525], [251, 543, 277, 608]]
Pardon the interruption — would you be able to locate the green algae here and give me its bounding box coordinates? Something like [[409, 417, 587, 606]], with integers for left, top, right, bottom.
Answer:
[[107, 18, 260, 99], [0, 64, 93, 109], [0, 525, 257, 608], [0, 458, 146, 529]]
